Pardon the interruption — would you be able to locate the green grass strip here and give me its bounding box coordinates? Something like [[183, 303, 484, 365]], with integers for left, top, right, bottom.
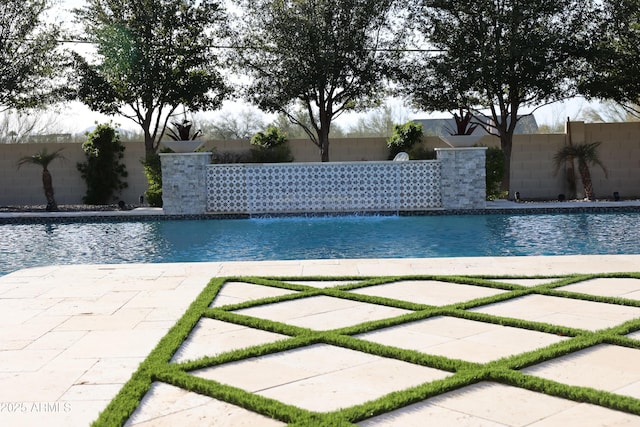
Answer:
[[92, 273, 640, 426]]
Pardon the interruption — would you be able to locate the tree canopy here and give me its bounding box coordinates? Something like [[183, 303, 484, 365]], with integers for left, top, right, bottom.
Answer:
[[403, 0, 594, 192], [0, 0, 70, 112], [73, 0, 230, 158], [234, 0, 398, 161], [578, 0, 640, 116]]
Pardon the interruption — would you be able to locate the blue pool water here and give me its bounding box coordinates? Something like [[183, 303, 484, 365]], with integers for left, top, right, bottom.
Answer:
[[1, 212, 639, 276]]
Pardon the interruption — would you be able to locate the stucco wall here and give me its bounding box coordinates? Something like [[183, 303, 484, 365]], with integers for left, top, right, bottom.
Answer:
[[1, 121, 639, 205], [0, 141, 148, 205]]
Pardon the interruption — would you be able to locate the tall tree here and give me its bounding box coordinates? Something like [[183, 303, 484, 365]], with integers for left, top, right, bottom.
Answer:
[[234, 0, 398, 161], [403, 0, 593, 193], [578, 0, 640, 117], [0, 0, 70, 112], [73, 0, 230, 159]]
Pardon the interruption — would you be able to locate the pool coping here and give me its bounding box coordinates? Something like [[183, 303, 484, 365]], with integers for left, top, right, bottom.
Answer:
[[1, 200, 640, 224]]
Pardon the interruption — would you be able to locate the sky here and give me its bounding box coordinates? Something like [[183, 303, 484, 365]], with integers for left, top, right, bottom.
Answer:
[[48, 0, 599, 135]]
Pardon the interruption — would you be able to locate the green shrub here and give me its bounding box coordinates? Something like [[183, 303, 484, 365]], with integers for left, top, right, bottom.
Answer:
[[408, 145, 437, 160], [211, 149, 253, 164], [387, 122, 424, 159], [250, 125, 293, 163], [77, 123, 128, 204], [251, 125, 287, 149], [142, 152, 163, 207], [251, 144, 294, 163], [486, 146, 506, 200]]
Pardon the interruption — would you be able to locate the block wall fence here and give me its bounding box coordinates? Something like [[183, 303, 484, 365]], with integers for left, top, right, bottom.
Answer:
[[0, 121, 639, 206]]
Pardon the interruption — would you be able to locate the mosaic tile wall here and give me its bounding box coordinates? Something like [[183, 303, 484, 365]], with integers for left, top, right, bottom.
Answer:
[[207, 161, 442, 214]]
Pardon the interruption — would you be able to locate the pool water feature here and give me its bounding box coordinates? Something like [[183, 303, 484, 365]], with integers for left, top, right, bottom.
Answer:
[[1, 212, 639, 276]]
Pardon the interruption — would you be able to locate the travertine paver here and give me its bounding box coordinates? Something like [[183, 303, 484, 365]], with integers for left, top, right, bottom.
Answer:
[[357, 316, 568, 363], [471, 294, 640, 331], [54, 308, 153, 331], [25, 330, 87, 351], [282, 280, 363, 288], [0, 315, 72, 350], [359, 382, 640, 426], [171, 318, 288, 363], [527, 403, 640, 427], [0, 263, 212, 427], [0, 356, 98, 401], [490, 278, 561, 287], [234, 295, 411, 330], [210, 281, 297, 307], [40, 291, 140, 316], [75, 357, 145, 384], [350, 280, 507, 306], [59, 329, 168, 359], [193, 344, 451, 412], [557, 277, 640, 300], [523, 344, 640, 397], [125, 382, 285, 427]]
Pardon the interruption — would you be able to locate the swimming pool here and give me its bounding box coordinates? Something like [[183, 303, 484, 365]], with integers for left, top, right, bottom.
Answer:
[[1, 212, 639, 276]]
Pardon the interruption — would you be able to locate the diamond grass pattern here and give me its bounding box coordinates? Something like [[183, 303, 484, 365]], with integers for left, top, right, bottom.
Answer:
[[94, 274, 640, 426]]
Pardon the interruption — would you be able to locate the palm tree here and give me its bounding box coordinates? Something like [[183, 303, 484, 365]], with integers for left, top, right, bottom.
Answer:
[[553, 142, 608, 200], [17, 148, 65, 211]]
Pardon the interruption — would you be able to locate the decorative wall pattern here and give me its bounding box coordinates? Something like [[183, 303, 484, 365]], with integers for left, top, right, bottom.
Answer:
[[207, 161, 442, 214], [207, 164, 249, 213]]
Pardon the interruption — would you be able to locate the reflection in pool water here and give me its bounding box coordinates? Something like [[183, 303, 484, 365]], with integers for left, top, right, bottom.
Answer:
[[1, 212, 639, 275]]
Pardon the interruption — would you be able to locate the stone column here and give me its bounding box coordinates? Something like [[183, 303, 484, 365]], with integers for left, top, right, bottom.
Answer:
[[160, 152, 211, 215], [436, 147, 487, 210]]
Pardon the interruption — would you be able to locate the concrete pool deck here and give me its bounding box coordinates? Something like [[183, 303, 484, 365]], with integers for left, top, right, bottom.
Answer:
[[2, 256, 640, 426]]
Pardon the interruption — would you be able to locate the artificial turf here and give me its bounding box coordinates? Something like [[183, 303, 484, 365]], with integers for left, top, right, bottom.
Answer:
[[91, 273, 640, 426]]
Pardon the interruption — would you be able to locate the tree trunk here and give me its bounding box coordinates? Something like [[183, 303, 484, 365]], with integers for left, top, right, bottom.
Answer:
[[144, 132, 156, 163], [42, 168, 57, 211], [578, 161, 594, 200], [565, 159, 577, 199], [319, 126, 330, 162], [499, 135, 512, 195]]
